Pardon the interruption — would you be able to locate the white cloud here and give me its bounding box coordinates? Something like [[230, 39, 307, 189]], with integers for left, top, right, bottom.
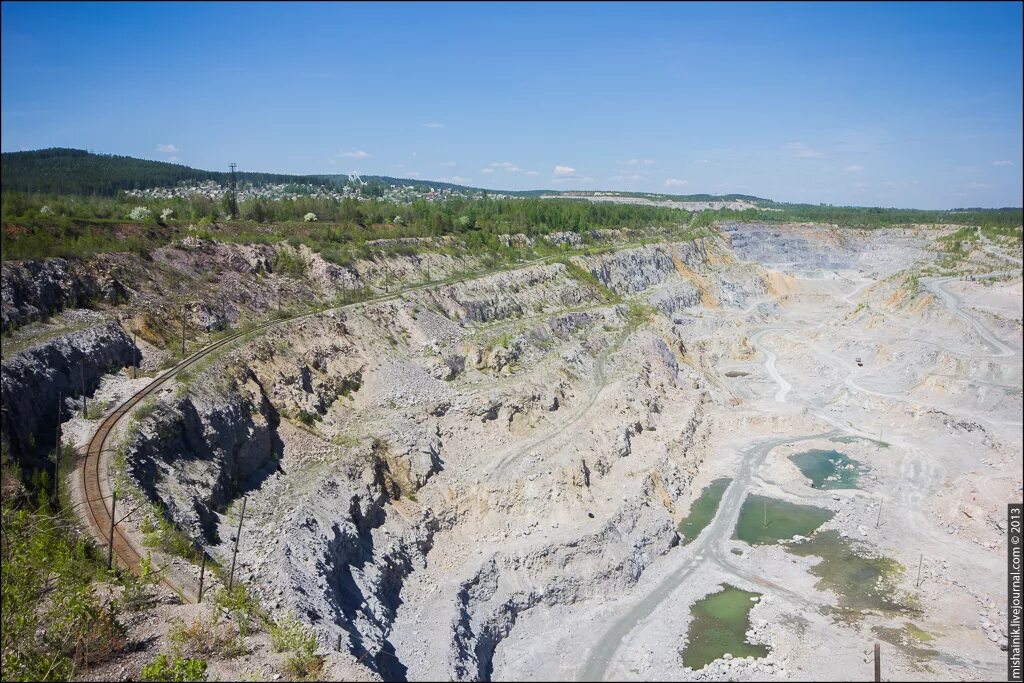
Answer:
[[553, 165, 576, 176], [481, 168, 495, 175], [340, 150, 370, 159], [844, 164, 864, 172], [664, 178, 689, 188], [422, 122, 445, 128], [524, 170, 540, 176], [618, 159, 654, 166], [488, 161, 522, 172], [169, 156, 178, 162], [438, 175, 471, 184], [610, 173, 646, 182], [156, 144, 179, 153], [406, 172, 421, 178], [783, 142, 824, 159], [993, 160, 1014, 166]]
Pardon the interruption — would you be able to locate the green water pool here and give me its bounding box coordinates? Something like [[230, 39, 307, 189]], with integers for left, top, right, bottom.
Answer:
[[733, 494, 834, 545], [681, 585, 768, 670], [787, 530, 910, 615], [678, 478, 731, 545]]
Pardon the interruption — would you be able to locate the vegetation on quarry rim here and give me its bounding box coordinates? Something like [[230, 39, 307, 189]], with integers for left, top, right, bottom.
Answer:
[[1, 149, 1020, 263]]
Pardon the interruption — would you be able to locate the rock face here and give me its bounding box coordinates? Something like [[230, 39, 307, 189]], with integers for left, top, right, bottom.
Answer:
[[125, 370, 283, 541], [449, 501, 681, 681], [0, 322, 137, 464], [425, 263, 601, 324], [1, 258, 101, 331]]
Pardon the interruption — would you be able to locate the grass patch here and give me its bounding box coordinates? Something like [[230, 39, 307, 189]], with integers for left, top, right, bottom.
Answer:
[[557, 258, 621, 303], [269, 615, 324, 680], [140, 653, 208, 682]]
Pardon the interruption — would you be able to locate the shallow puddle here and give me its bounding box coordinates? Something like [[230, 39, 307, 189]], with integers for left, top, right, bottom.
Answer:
[[733, 494, 834, 545], [872, 622, 938, 670], [681, 585, 768, 670], [787, 530, 912, 616], [678, 478, 731, 545], [790, 449, 865, 489]]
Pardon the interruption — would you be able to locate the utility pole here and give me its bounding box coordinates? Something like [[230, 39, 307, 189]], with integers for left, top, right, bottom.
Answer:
[[53, 392, 62, 503], [197, 553, 207, 603], [132, 331, 138, 379], [228, 163, 239, 219], [873, 642, 881, 682], [107, 491, 117, 571], [915, 553, 923, 587], [181, 303, 187, 356], [80, 365, 87, 418], [227, 496, 247, 593], [875, 500, 883, 528]]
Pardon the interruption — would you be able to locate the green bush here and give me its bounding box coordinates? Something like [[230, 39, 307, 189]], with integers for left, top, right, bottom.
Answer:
[[1, 486, 125, 680], [140, 653, 207, 682], [268, 614, 323, 679]]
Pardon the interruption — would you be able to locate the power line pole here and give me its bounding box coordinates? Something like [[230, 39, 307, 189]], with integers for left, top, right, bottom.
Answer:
[[107, 491, 117, 571], [228, 162, 238, 219], [197, 553, 207, 603], [80, 365, 87, 418], [53, 392, 62, 504], [227, 496, 247, 594]]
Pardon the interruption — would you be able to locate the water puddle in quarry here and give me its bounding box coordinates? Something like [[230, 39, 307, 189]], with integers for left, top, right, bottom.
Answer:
[[871, 622, 939, 670], [732, 494, 834, 545], [790, 449, 866, 489], [681, 585, 769, 669], [786, 530, 916, 619], [677, 478, 731, 545]]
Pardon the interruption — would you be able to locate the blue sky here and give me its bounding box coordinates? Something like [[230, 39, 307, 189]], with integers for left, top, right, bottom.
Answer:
[[2, 1, 1021, 208]]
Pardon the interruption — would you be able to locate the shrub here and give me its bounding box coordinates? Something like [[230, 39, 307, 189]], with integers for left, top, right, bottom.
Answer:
[[269, 615, 323, 680], [303, 212, 318, 222], [129, 206, 152, 221], [140, 653, 208, 682], [169, 617, 246, 658]]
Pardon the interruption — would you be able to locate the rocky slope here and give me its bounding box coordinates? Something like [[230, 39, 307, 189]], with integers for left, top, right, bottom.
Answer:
[[1, 321, 137, 466]]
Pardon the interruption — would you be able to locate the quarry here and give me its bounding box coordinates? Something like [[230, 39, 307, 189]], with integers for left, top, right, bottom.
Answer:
[[2, 220, 1021, 682]]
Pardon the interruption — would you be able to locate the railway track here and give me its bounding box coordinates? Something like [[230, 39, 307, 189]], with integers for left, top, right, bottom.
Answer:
[[74, 252, 570, 600], [80, 319, 278, 600]]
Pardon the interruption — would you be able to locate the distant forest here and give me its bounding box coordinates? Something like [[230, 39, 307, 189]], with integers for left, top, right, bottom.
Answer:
[[0, 148, 522, 197]]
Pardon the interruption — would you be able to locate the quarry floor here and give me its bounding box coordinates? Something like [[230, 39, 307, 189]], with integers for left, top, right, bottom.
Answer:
[[502, 270, 1021, 682]]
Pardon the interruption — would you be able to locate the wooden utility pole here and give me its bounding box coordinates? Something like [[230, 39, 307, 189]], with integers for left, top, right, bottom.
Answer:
[[916, 553, 923, 587], [197, 553, 207, 603], [132, 331, 138, 379], [80, 365, 87, 418], [53, 392, 62, 503], [227, 496, 247, 593], [107, 491, 117, 571], [875, 500, 883, 528], [873, 642, 881, 682], [181, 304, 187, 356]]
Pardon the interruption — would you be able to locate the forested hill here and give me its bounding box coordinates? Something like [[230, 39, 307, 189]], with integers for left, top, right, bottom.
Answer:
[[0, 148, 528, 197], [0, 148, 336, 195]]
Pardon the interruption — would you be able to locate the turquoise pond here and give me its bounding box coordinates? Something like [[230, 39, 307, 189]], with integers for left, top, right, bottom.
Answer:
[[790, 449, 866, 489]]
